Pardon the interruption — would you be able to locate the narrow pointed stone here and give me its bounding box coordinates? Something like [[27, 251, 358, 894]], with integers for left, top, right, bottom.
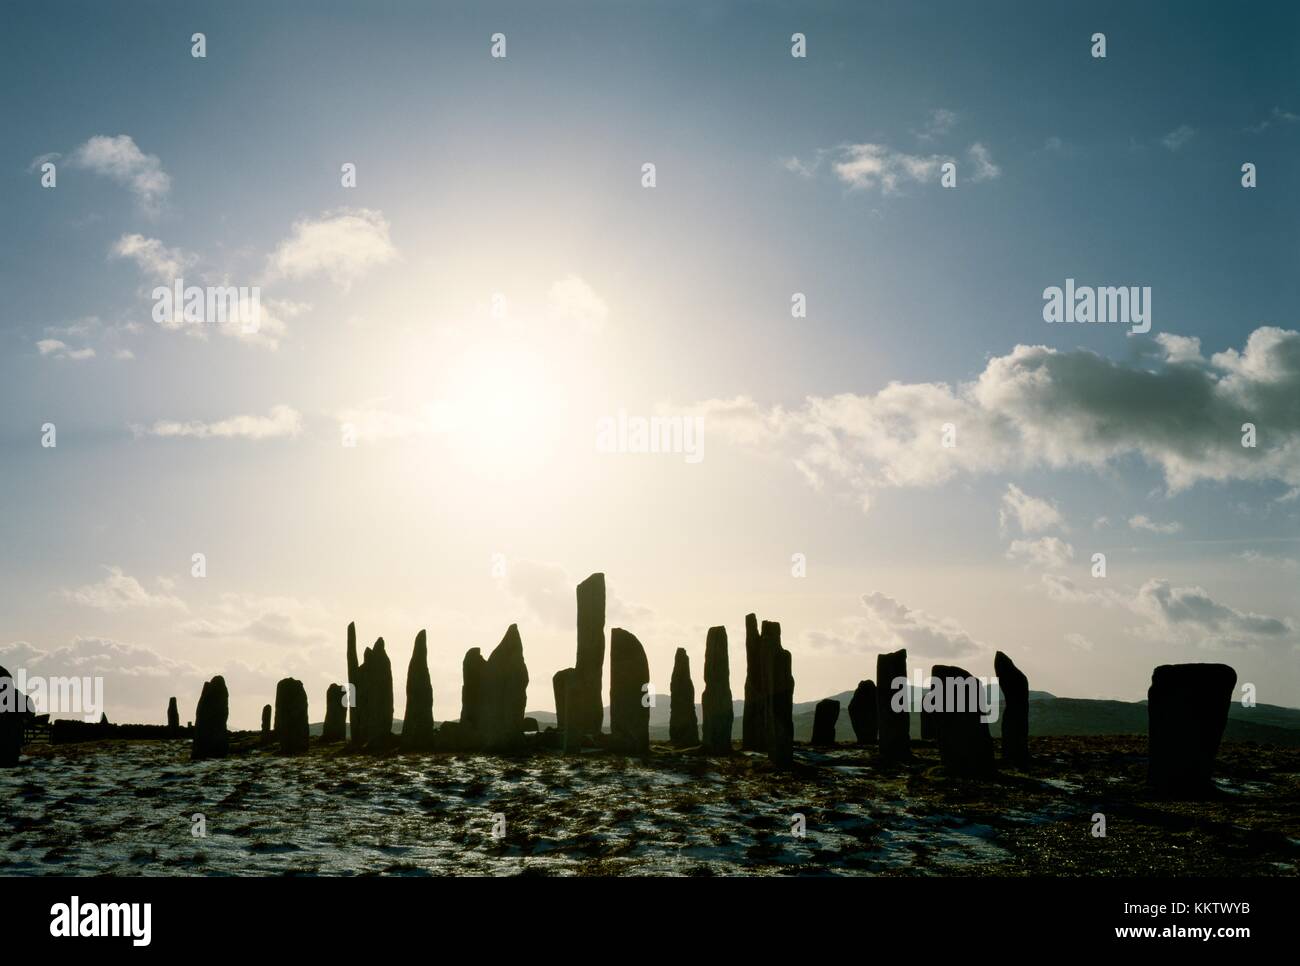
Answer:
[[346, 622, 365, 747], [322, 684, 347, 742], [274, 677, 310, 755], [876, 649, 910, 762], [609, 628, 650, 754], [482, 624, 529, 752], [763, 621, 794, 767], [260, 703, 272, 744], [994, 651, 1029, 764], [847, 680, 876, 744], [669, 647, 699, 747], [812, 698, 840, 747], [191, 676, 229, 760], [571, 573, 606, 740], [167, 696, 180, 731], [401, 630, 435, 751], [701, 626, 734, 753], [741, 613, 767, 751]]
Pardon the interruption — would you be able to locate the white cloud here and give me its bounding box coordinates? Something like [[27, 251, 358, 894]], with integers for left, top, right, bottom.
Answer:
[[35, 339, 95, 361], [832, 143, 950, 193], [133, 404, 303, 441], [111, 233, 195, 282], [547, 275, 609, 334], [67, 135, 171, 214], [999, 484, 1065, 533], [1064, 632, 1094, 652], [807, 592, 983, 660], [1132, 578, 1293, 648], [1128, 514, 1183, 535], [63, 566, 185, 612], [1007, 536, 1075, 570], [177, 593, 330, 647], [967, 142, 1001, 181], [913, 108, 957, 142], [265, 208, 396, 289], [1232, 550, 1298, 570], [1161, 125, 1196, 151]]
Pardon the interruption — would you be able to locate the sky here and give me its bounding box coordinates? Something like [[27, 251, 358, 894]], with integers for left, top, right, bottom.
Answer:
[[1, 0, 1298, 727]]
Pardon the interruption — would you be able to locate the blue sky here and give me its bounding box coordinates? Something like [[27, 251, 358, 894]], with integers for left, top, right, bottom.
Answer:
[[1, 1, 1297, 725]]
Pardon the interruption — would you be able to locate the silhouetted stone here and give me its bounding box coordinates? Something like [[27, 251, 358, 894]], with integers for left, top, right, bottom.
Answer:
[[523, 716, 539, 733], [669, 648, 699, 747], [876, 649, 910, 762], [609, 628, 650, 754], [363, 638, 395, 752], [191, 676, 229, 760], [274, 677, 309, 755], [701, 626, 733, 754], [346, 622, 364, 747], [847, 680, 876, 744], [167, 697, 180, 731], [920, 678, 940, 740], [460, 646, 487, 745], [741, 613, 768, 751], [322, 684, 347, 742], [571, 573, 606, 741], [763, 621, 794, 767], [931, 665, 994, 777], [401, 630, 435, 751], [553, 668, 575, 734], [994, 651, 1029, 765], [482, 624, 529, 752], [812, 699, 840, 746], [260, 704, 272, 744], [0, 665, 24, 767], [1148, 663, 1236, 796]]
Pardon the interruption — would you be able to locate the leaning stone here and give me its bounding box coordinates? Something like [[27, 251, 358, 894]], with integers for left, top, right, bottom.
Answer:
[[701, 626, 733, 754], [609, 628, 651, 754], [812, 698, 840, 747], [847, 681, 876, 744], [993, 651, 1029, 765], [191, 676, 230, 760], [669, 647, 699, 747], [1147, 663, 1236, 796]]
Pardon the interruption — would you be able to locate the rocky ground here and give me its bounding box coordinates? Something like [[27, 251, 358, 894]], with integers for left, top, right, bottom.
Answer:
[[2, 736, 1296, 876]]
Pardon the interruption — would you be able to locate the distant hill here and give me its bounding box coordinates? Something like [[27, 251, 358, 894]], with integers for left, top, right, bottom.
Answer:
[[310, 692, 1300, 746]]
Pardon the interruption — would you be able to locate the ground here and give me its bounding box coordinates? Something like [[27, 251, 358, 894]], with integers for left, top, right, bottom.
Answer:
[[2, 736, 1297, 876]]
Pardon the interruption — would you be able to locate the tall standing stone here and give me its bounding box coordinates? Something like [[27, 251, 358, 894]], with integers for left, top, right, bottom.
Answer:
[[763, 621, 794, 767], [364, 638, 394, 752], [346, 622, 365, 748], [609, 628, 650, 754], [876, 649, 911, 762], [552, 668, 575, 734], [401, 630, 435, 751], [930, 665, 994, 777], [847, 680, 877, 744], [460, 646, 487, 744], [812, 699, 840, 746], [274, 677, 310, 755], [1147, 663, 1236, 796], [741, 613, 768, 751], [260, 704, 272, 744], [0, 665, 24, 768], [167, 696, 180, 732], [669, 648, 699, 747], [482, 624, 529, 752], [191, 675, 229, 760], [571, 573, 606, 740], [994, 651, 1029, 765], [701, 626, 733, 753], [322, 684, 347, 742]]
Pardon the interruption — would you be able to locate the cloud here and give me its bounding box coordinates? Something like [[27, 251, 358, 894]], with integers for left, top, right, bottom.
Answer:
[[913, 108, 957, 142], [111, 233, 196, 282], [832, 143, 950, 193], [63, 566, 186, 612], [1161, 125, 1196, 151], [1132, 578, 1293, 648], [807, 592, 983, 660], [132, 404, 303, 440], [547, 275, 609, 334], [35, 339, 95, 360], [999, 484, 1065, 533], [1128, 514, 1183, 534], [177, 594, 330, 647], [265, 208, 396, 289], [967, 142, 1001, 181], [1064, 632, 1094, 652], [67, 135, 171, 214], [1232, 550, 1298, 570], [1246, 106, 1299, 134], [1007, 536, 1075, 570], [685, 326, 1300, 511]]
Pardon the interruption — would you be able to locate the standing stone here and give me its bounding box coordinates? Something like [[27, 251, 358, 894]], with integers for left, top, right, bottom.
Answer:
[[994, 651, 1029, 765], [669, 648, 699, 748], [571, 573, 606, 741], [763, 621, 794, 767], [191, 676, 230, 760], [346, 622, 365, 747], [401, 630, 435, 751], [553, 668, 576, 734], [701, 626, 733, 754], [920, 678, 940, 740], [1147, 663, 1236, 796], [274, 677, 310, 755], [482, 624, 529, 752], [930, 665, 994, 777], [876, 649, 911, 762], [322, 684, 347, 742], [460, 646, 487, 745], [0, 665, 25, 767], [364, 638, 394, 752], [741, 613, 768, 751], [812, 699, 840, 747], [609, 628, 650, 754], [847, 680, 877, 744], [167, 697, 180, 732], [260, 704, 272, 744]]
